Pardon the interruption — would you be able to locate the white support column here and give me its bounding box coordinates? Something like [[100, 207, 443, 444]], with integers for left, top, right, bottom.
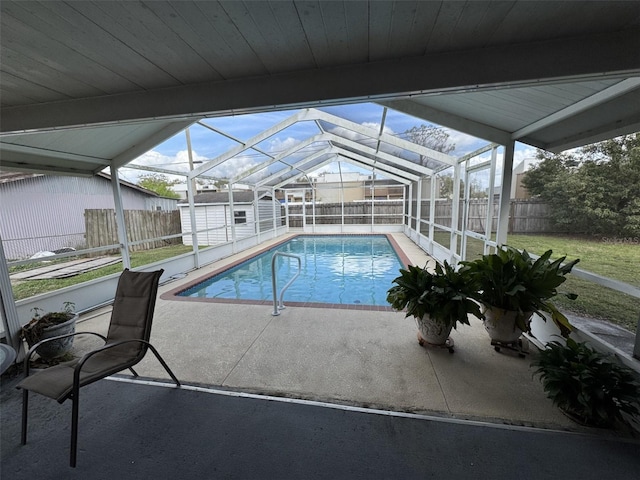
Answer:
[[0, 236, 23, 360], [497, 141, 515, 247], [429, 174, 436, 254], [460, 161, 471, 261], [302, 192, 306, 231], [370, 174, 375, 232], [273, 188, 279, 232], [110, 168, 131, 269], [281, 189, 288, 231], [228, 187, 237, 251], [186, 175, 200, 268], [254, 188, 260, 243], [486, 146, 498, 252], [407, 183, 413, 236], [451, 162, 462, 263], [415, 178, 422, 239], [312, 184, 316, 233]]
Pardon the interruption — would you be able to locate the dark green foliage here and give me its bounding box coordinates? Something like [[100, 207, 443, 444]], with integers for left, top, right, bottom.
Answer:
[[386, 261, 482, 329], [460, 247, 579, 336], [522, 134, 640, 236], [138, 173, 181, 199], [532, 338, 640, 427]]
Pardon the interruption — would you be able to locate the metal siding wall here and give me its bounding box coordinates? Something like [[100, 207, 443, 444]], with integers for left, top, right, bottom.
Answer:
[[0, 175, 166, 259]]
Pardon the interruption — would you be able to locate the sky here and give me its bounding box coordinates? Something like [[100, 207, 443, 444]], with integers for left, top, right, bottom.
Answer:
[[119, 102, 539, 188]]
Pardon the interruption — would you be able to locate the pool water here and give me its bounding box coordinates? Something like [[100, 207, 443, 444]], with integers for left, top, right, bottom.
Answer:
[[178, 235, 406, 306]]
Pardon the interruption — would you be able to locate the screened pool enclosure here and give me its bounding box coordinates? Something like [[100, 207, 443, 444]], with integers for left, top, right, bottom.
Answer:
[[118, 106, 513, 269]]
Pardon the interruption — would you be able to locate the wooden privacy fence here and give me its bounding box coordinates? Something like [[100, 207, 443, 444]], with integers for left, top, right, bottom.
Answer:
[[288, 201, 404, 227], [427, 199, 552, 233], [85, 209, 181, 251]]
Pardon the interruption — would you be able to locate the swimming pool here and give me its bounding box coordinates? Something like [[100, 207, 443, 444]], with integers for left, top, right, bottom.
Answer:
[[175, 235, 408, 308]]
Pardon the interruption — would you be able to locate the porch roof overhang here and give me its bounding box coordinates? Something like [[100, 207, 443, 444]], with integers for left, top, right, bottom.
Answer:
[[0, 1, 638, 183]]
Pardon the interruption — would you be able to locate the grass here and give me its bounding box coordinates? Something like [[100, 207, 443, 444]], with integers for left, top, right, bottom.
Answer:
[[507, 234, 639, 333], [11, 244, 194, 301], [433, 232, 639, 332]]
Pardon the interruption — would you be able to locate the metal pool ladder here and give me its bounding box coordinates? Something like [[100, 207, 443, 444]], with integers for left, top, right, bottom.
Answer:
[[271, 252, 301, 316]]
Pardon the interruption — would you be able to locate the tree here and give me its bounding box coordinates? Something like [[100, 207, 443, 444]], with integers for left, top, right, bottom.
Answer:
[[402, 124, 456, 167], [138, 173, 181, 199], [522, 134, 640, 236]]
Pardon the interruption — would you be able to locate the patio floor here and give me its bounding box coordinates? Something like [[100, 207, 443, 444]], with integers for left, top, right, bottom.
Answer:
[[66, 234, 582, 428], [3, 233, 640, 477]]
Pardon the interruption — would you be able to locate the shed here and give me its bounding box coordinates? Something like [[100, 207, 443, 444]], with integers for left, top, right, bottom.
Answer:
[[179, 192, 275, 246]]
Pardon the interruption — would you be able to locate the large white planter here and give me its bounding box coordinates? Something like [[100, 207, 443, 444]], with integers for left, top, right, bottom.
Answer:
[[415, 315, 453, 346], [27, 314, 78, 360], [482, 307, 532, 343]]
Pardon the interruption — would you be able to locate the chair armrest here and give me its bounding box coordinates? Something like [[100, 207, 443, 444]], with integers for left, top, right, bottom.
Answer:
[[73, 339, 151, 384], [23, 332, 108, 376]]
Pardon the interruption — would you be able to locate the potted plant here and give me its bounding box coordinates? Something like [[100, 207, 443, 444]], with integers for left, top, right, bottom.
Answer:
[[532, 338, 640, 428], [460, 247, 579, 344], [20, 301, 78, 361], [387, 260, 482, 350]]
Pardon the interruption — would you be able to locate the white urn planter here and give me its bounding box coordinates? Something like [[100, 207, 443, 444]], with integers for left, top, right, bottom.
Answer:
[[482, 307, 532, 344], [415, 316, 455, 353], [26, 314, 78, 360]]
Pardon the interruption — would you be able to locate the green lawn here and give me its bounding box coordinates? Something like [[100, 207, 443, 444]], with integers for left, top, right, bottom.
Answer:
[[11, 244, 194, 301], [507, 234, 639, 333]]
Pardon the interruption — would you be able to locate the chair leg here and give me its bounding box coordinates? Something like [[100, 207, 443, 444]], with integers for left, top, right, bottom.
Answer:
[[70, 393, 79, 467], [21, 389, 28, 445], [148, 345, 181, 386]]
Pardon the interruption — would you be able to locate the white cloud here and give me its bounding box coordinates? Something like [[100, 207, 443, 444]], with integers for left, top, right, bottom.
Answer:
[[266, 136, 302, 154]]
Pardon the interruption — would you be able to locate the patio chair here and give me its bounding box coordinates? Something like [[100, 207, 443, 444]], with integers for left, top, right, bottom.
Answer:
[[17, 268, 180, 467]]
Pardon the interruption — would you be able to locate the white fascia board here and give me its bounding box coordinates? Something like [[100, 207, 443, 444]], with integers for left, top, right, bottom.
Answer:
[[0, 142, 107, 165], [512, 78, 640, 140], [112, 119, 197, 168], [543, 117, 640, 153]]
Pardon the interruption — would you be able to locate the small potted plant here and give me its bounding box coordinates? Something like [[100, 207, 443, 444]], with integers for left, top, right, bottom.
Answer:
[[460, 247, 579, 343], [387, 260, 482, 350], [532, 338, 640, 428], [20, 301, 78, 361]]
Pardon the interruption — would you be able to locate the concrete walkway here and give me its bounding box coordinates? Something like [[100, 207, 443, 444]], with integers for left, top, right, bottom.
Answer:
[[69, 234, 580, 430]]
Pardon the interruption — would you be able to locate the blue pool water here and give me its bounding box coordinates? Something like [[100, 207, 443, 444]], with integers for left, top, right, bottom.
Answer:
[[178, 235, 405, 306]]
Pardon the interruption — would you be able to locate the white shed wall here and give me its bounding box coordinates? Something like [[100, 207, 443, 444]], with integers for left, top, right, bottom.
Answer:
[[180, 202, 273, 246]]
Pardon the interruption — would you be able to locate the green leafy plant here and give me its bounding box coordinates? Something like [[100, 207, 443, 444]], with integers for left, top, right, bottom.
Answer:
[[386, 261, 482, 329], [460, 247, 579, 336], [532, 338, 640, 428], [20, 301, 76, 347]]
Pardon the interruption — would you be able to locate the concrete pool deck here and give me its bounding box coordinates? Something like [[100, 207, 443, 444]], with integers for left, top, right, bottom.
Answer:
[[66, 233, 584, 430]]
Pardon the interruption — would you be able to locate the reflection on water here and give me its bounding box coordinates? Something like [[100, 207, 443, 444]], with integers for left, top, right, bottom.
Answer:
[[179, 235, 404, 306]]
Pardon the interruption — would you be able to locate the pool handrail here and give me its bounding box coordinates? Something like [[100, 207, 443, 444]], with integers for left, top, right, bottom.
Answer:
[[271, 252, 302, 316]]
